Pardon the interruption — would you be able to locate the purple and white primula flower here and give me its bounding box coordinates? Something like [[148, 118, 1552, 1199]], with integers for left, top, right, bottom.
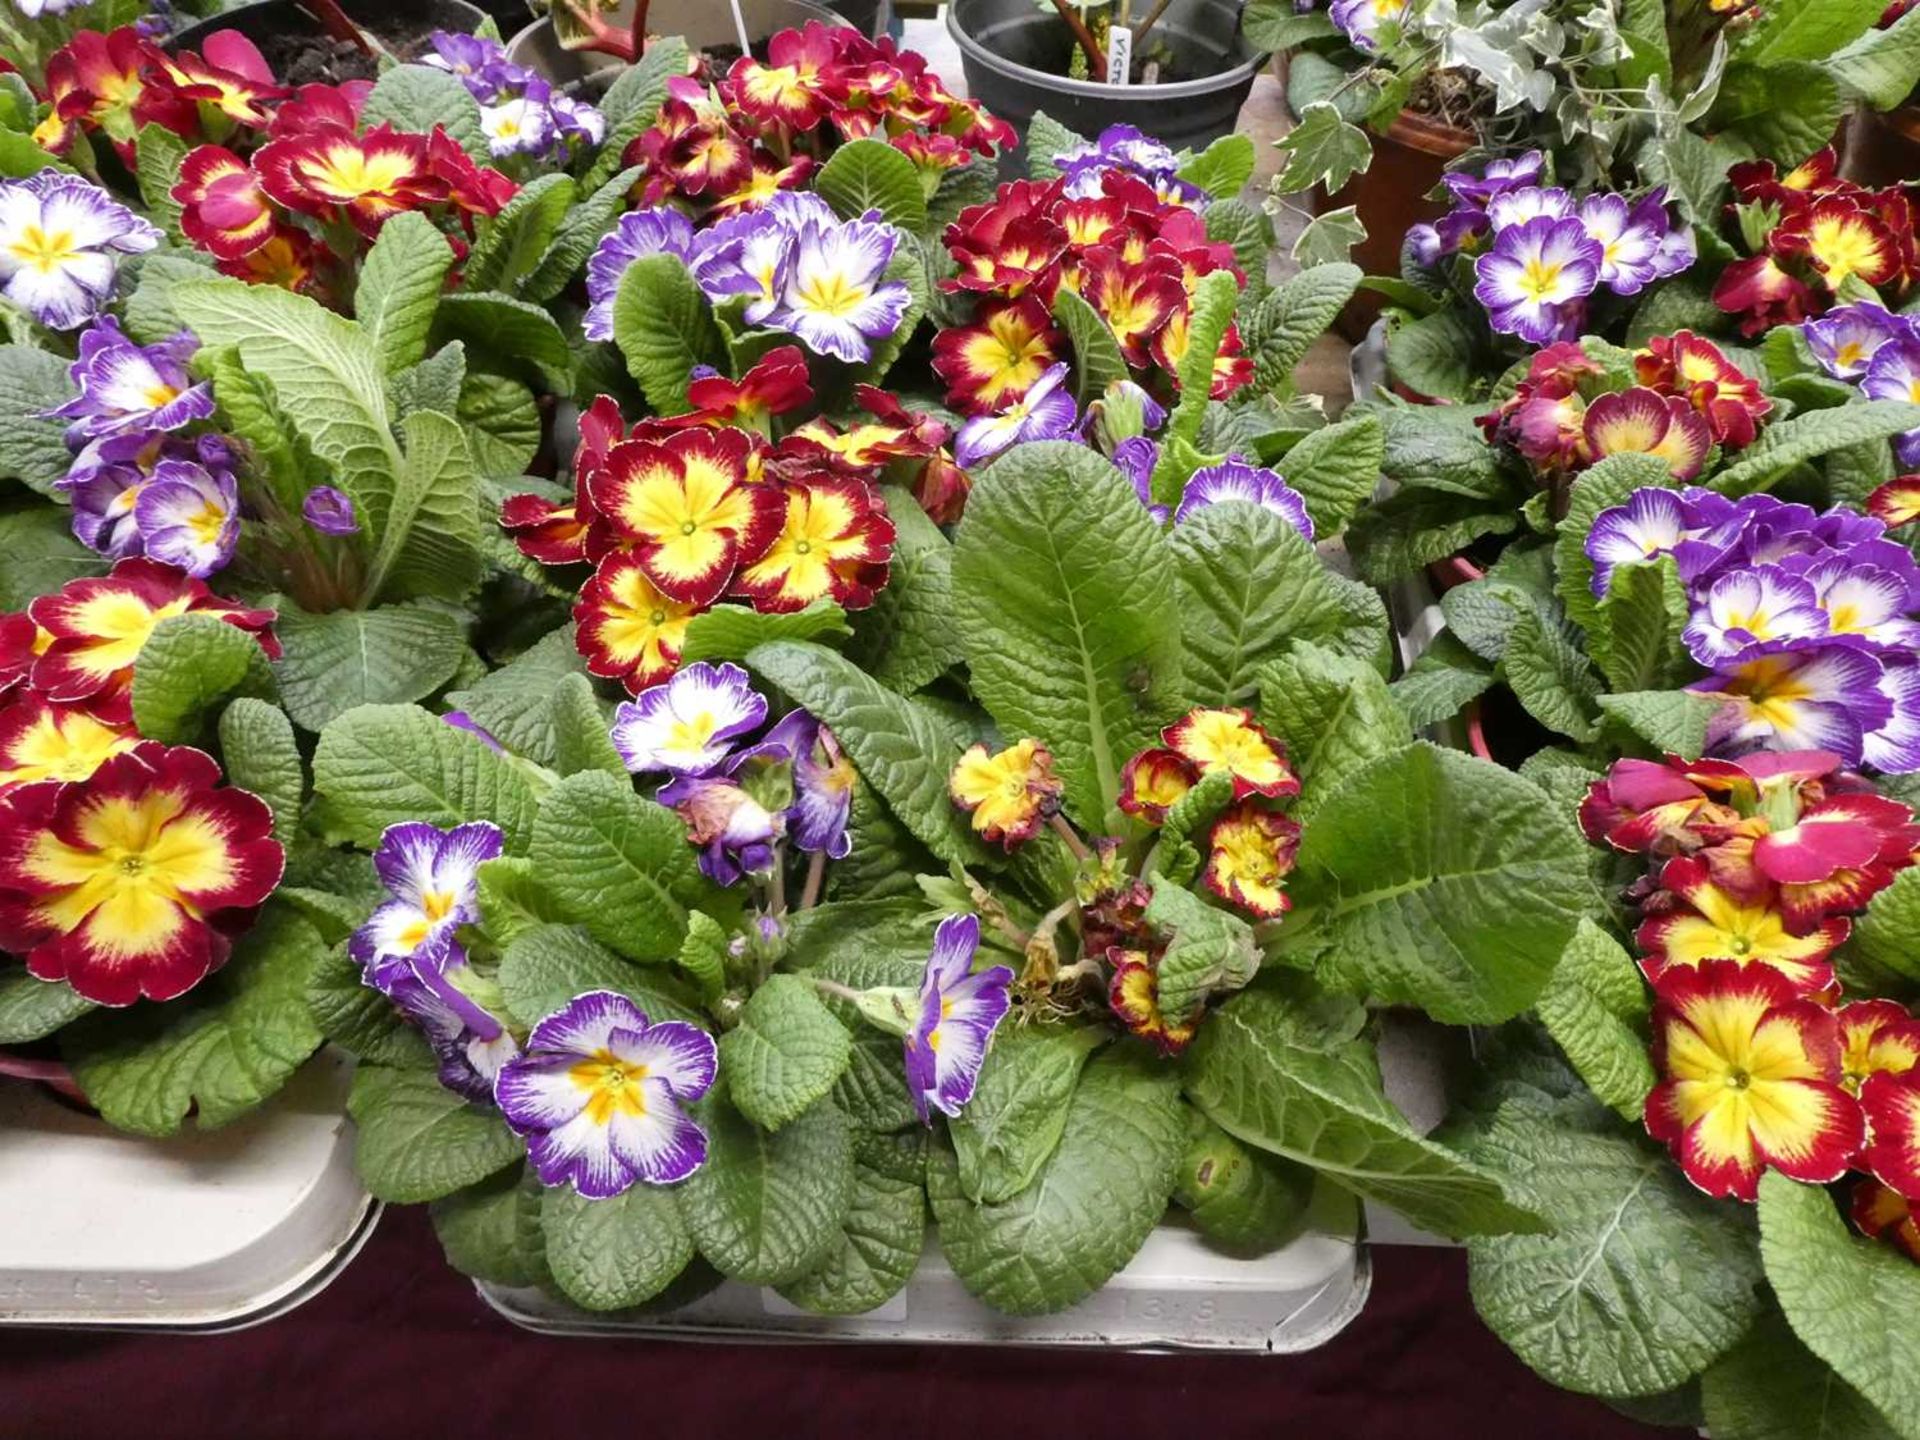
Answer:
[[348, 821, 505, 988], [904, 914, 1013, 1123], [1860, 332, 1920, 469], [611, 660, 768, 777], [421, 30, 513, 93], [1174, 458, 1315, 538], [1803, 302, 1914, 379], [1113, 435, 1169, 524], [954, 361, 1077, 468], [757, 209, 912, 364], [1329, 0, 1408, 52], [1486, 186, 1574, 230], [135, 455, 240, 578], [1441, 150, 1545, 208], [381, 949, 520, 1102], [45, 317, 212, 442], [480, 91, 555, 159], [1056, 125, 1202, 205], [1698, 644, 1894, 762], [59, 431, 240, 566], [1576, 189, 1691, 297], [0, 173, 160, 330], [1682, 566, 1830, 665], [1473, 215, 1603, 344], [495, 991, 717, 1198], [765, 709, 856, 859], [582, 206, 698, 342]]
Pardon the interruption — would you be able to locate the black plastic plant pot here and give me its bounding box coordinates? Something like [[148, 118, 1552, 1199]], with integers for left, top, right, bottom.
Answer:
[[169, 0, 491, 70], [504, 0, 852, 92], [946, 0, 1266, 171]]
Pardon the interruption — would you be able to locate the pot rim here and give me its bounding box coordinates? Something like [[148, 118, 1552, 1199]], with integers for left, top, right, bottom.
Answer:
[[1379, 105, 1477, 158], [504, 0, 853, 68], [946, 0, 1268, 101], [169, 0, 489, 48]]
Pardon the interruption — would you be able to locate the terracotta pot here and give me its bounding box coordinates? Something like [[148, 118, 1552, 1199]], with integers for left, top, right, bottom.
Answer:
[[1844, 102, 1920, 189], [1312, 108, 1473, 343]]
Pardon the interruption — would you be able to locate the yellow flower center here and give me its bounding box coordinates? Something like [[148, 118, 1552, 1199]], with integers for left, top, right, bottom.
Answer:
[[8, 225, 79, 275], [568, 1050, 650, 1125], [0, 708, 135, 789], [1517, 257, 1565, 303], [1808, 216, 1883, 286], [64, 592, 196, 677], [795, 269, 867, 319]]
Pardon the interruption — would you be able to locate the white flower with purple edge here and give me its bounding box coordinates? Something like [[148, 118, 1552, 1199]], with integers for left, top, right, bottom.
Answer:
[[1682, 565, 1830, 665], [954, 362, 1077, 469], [1865, 657, 1920, 773], [904, 914, 1013, 1123], [1486, 185, 1574, 230], [0, 173, 160, 331], [610, 660, 767, 777], [582, 206, 698, 342], [758, 209, 911, 365], [1799, 556, 1920, 650], [1576, 191, 1672, 297], [1174, 458, 1315, 538], [1441, 150, 1544, 208], [480, 92, 555, 159], [45, 317, 213, 442], [495, 991, 717, 1198], [1697, 642, 1894, 765], [1803, 302, 1912, 379], [421, 30, 512, 97], [1584, 486, 1741, 597], [1860, 332, 1920, 469], [1473, 214, 1602, 345], [348, 821, 505, 989], [1329, 0, 1408, 52], [765, 709, 855, 859], [135, 456, 240, 578], [658, 743, 788, 886], [377, 942, 520, 1102]]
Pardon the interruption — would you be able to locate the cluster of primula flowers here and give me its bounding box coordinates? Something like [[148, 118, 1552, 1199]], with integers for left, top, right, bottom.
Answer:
[[1801, 302, 1920, 478], [1713, 148, 1918, 336], [616, 21, 1010, 218], [931, 166, 1251, 465], [0, 562, 282, 1006], [421, 30, 605, 164], [1580, 750, 1920, 1258], [28, 26, 520, 301], [1586, 487, 1920, 771], [38, 316, 249, 577], [1479, 332, 1772, 484], [1413, 149, 1694, 344], [0, 170, 157, 330], [501, 359, 962, 692], [946, 706, 1302, 1057], [585, 191, 910, 365]]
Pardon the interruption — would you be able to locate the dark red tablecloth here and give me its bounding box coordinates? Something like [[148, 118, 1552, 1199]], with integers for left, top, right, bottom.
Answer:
[[2, 1207, 1665, 1439]]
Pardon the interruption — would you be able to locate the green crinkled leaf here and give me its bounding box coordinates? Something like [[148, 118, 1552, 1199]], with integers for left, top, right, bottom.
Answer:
[[530, 770, 702, 963], [1052, 286, 1130, 406], [815, 137, 927, 231], [1185, 984, 1543, 1238], [0, 344, 77, 495], [1151, 876, 1260, 1023], [547, 672, 624, 779], [1535, 920, 1655, 1121], [543, 1181, 693, 1311], [466, 174, 576, 295], [429, 292, 570, 390], [218, 697, 303, 846], [1172, 498, 1390, 709], [1175, 1118, 1316, 1255], [312, 702, 540, 853], [676, 911, 728, 1003], [431, 1164, 550, 1288], [1175, 132, 1256, 199], [1278, 412, 1383, 538], [0, 968, 94, 1044], [1740, 0, 1883, 64], [1024, 111, 1086, 180], [1556, 455, 1678, 643], [0, 506, 101, 610], [843, 513, 961, 694], [272, 603, 467, 732], [1207, 196, 1276, 278], [1461, 1086, 1765, 1397], [64, 908, 326, 1136], [1271, 101, 1371, 194], [445, 624, 587, 766], [1828, 4, 1920, 107], [458, 371, 541, 480], [305, 943, 432, 1068], [1241, 0, 1339, 49], [134, 123, 187, 236], [1597, 690, 1723, 760], [1701, 1305, 1902, 1440], [680, 600, 850, 664], [612, 253, 727, 414], [1243, 263, 1361, 394], [747, 639, 985, 865], [677, 1093, 854, 1286], [1502, 608, 1602, 743], [497, 923, 704, 1031], [360, 64, 487, 160], [776, 1129, 926, 1316], [1387, 308, 1483, 403], [1348, 486, 1520, 584], [1289, 744, 1587, 1024], [1594, 557, 1693, 693], [1256, 643, 1410, 820], [355, 211, 453, 375], [948, 1025, 1104, 1205], [581, 40, 686, 190], [348, 1063, 523, 1203], [952, 442, 1182, 828], [1390, 631, 1497, 729], [1760, 1173, 1920, 1439], [930, 1045, 1186, 1315], [720, 974, 854, 1132], [130, 613, 273, 745], [474, 856, 572, 951], [1378, 403, 1511, 500], [522, 164, 645, 301], [1711, 59, 1841, 165], [1714, 400, 1920, 495], [1157, 271, 1241, 471], [1851, 866, 1920, 986]]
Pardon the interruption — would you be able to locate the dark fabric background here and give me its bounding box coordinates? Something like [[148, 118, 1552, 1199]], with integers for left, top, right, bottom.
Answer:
[[0, 1208, 1667, 1439]]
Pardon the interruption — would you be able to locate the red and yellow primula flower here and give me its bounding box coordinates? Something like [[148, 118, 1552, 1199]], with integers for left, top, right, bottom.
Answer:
[[1852, 1177, 1920, 1263], [1869, 474, 1920, 530], [1635, 330, 1772, 450], [220, 224, 321, 293], [584, 428, 782, 604], [682, 346, 815, 429], [930, 296, 1061, 416], [948, 738, 1062, 849], [1636, 855, 1847, 994], [1204, 802, 1302, 920], [174, 145, 276, 261], [1862, 1072, 1920, 1202], [33, 28, 168, 157], [1161, 707, 1299, 801], [1774, 195, 1906, 292], [1080, 248, 1185, 367], [1108, 948, 1196, 1056], [0, 696, 139, 794], [1117, 746, 1197, 825], [571, 553, 702, 696], [0, 742, 283, 1007], [0, 613, 47, 701], [1837, 999, 1920, 1094], [25, 559, 280, 723], [731, 476, 896, 613], [1644, 959, 1864, 1201], [136, 32, 288, 131], [255, 122, 441, 238]]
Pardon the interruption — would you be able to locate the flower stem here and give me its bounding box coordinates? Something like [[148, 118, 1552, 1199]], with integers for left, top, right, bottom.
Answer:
[[1048, 813, 1093, 863], [798, 850, 828, 911], [769, 844, 788, 915], [1049, 0, 1107, 81], [802, 974, 863, 1003]]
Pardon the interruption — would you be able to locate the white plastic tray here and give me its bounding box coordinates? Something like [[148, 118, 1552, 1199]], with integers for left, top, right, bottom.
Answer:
[[0, 1050, 377, 1330]]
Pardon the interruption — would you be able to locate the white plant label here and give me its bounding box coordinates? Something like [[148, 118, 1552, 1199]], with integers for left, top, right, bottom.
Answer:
[[1107, 27, 1133, 86]]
